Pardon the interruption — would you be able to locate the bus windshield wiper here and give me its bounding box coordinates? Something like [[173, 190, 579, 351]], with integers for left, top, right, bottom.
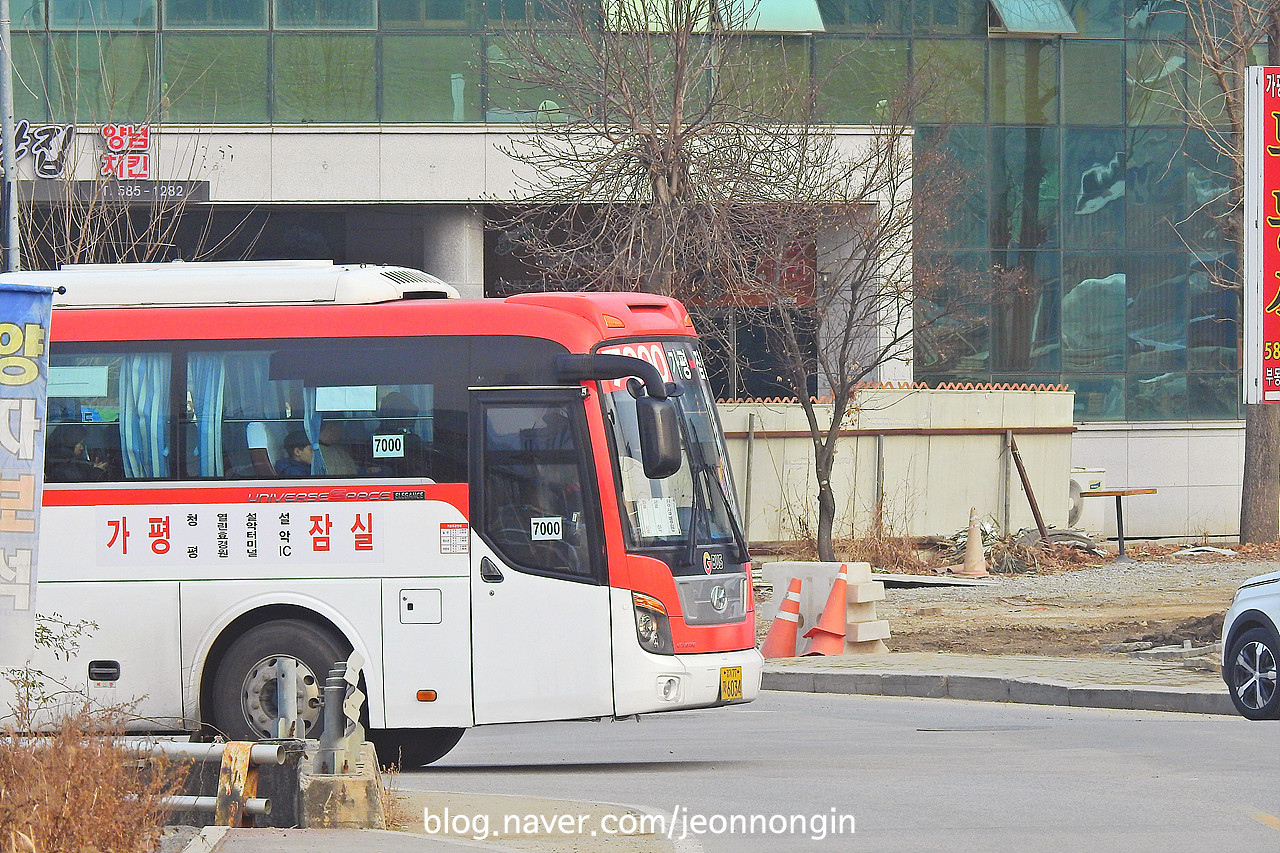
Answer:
[[678, 406, 749, 566]]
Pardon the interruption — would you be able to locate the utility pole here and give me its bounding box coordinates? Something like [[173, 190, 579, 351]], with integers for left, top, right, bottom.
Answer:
[[0, 0, 20, 272]]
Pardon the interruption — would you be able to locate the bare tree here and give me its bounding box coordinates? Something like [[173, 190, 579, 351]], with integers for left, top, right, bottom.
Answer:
[[491, 1, 984, 558], [1160, 0, 1280, 543], [725, 90, 982, 559], [488, 0, 813, 302]]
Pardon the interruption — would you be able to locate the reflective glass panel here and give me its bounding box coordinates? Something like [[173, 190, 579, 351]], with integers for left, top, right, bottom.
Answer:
[[721, 37, 810, 119], [1125, 0, 1184, 37], [484, 35, 590, 122], [162, 35, 268, 123], [1186, 252, 1236, 372], [273, 34, 375, 121], [1188, 373, 1238, 420], [1127, 40, 1184, 126], [1062, 128, 1124, 249], [1127, 127, 1184, 249], [1064, 0, 1123, 36], [990, 39, 1057, 125], [383, 35, 482, 121], [913, 0, 986, 34], [1182, 129, 1232, 255], [1064, 375, 1124, 420], [14, 1, 46, 29], [50, 0, 155, 29], [913, 39, 985, 123], [382, 0, 480, 28], [275, 0, 375, 28], [815, 38, 908, 124], [13, 34, 50, 122], [50, 33, 156, 123], [1127, 252, 1186, 372], [991, 250, 1060, 372], [815, 0, 906, 32], [1128, 371, 1186, 419], [1061, 252, 1125, 373], [914, 250, 991, 382], [991, 127, 1059, 250], [1061, 40, 1121, 125], [163, 0, 266, 27], [917, 125, 988, 249]]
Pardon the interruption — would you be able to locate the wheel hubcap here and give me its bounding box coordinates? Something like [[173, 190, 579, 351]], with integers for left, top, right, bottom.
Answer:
[[240, 654, 323, 737], [1233, 641, 1278, 711]]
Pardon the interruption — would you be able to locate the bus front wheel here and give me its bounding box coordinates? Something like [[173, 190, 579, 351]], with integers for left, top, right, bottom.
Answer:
[[369, 727, 465, 768], [209, 619, 350, 741]]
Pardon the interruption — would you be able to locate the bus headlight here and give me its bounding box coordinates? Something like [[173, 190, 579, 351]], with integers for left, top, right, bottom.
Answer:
[[632, 592, 674, 655]]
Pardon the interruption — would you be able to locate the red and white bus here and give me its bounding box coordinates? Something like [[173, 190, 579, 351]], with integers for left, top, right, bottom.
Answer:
[[4, 261, 761, 765]]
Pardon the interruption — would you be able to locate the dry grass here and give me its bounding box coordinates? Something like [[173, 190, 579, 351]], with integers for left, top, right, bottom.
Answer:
[[377, 763, 413, 831], [0, 707, 188, 853]]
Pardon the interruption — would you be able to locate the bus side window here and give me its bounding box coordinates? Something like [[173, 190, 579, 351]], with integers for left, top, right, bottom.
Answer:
[[49, 352, 170, 481]]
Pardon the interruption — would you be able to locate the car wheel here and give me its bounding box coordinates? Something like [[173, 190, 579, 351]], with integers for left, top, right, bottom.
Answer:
[[1227, 626, 1280, 720], [369, 727, 466, 768], [210, 619, 350, 740]]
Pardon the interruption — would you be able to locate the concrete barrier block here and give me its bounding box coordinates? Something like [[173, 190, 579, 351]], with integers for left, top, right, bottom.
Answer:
[[847, 581, 886, 603], [847, 620, 891, 643], [300, 742, 386, 830]]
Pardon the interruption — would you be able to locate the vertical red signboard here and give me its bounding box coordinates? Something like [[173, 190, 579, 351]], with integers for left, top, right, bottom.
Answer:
[[1263, 70, 1280, 401]]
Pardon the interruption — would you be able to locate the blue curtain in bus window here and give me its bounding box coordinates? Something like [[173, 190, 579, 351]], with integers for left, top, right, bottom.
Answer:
[[223, 352, 275, 418], [188, 353, 225, 477], [120, 352, 170, 478], [303, 385, 326, 476]]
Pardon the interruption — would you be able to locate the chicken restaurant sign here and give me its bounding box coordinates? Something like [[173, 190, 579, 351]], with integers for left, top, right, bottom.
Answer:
[[1246, 66, 1280, 403]]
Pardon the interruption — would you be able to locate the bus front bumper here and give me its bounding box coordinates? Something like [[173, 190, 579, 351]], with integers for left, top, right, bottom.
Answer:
[[614, 646, 764, 716]]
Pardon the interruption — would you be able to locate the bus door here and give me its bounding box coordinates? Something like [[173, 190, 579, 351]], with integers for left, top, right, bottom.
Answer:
[[469, 389, 614, 724]]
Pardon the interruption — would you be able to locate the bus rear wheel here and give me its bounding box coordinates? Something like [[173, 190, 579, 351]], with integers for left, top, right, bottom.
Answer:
[[369, 727, 465, 768], [210, 619, 350, 741]]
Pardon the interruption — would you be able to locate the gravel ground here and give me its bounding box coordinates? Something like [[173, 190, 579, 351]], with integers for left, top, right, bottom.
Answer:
[[879, 558, 1276, 613]]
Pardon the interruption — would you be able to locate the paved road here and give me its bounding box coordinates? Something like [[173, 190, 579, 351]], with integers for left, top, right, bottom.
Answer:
[[400, 691, 1280, 852]]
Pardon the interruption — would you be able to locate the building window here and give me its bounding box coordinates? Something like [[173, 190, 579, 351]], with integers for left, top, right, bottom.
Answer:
[[383, 34, 482, 121], [162, 34, 269, 122], [163, 0, 267, 29], [1061, 40, 1122, 125], [989, 39, 1058, 125], [275, 0, 377, 29], [50, 0, 156, 30], [814, 37, 907, 124], [273, 34, 376, 121]]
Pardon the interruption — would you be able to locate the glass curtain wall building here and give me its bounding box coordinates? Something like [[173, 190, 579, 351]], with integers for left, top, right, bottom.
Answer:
[[6, 0, 1241, 424]]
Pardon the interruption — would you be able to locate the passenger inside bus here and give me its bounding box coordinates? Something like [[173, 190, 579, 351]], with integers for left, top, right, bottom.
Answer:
[[45, 423, 109, 482], [318, 420, 359, 476], [275, 431, 314, 477]]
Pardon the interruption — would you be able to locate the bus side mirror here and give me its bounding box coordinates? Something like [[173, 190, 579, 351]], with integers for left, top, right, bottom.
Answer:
[[638, 396, 681, 479]]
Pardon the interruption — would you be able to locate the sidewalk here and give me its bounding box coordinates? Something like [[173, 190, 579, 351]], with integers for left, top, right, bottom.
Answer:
[[762, 651, 1234, 715]]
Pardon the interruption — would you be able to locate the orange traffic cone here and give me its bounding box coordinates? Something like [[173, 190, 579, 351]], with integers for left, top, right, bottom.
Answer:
[[953, 508, 990, 578], [761, 577, 803, 659], [803, 563, 849, 656]]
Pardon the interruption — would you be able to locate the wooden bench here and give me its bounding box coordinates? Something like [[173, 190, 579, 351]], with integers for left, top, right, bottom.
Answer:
[[1081, 488, 1157, 561]]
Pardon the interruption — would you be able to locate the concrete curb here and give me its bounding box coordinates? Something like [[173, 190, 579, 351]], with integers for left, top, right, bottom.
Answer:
[[179, 825, 228, 853], [762, 669, 1236, 715]]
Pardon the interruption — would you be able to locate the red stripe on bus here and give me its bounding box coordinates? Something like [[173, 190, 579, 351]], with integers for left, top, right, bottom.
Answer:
[[42, 482, 469, 516]]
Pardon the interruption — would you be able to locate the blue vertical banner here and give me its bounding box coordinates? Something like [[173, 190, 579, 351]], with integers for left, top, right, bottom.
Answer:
[[0, 284, 52, 667]]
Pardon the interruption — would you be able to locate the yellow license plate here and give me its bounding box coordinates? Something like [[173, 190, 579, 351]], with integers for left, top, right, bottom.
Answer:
[[719, 666, 743, 701]]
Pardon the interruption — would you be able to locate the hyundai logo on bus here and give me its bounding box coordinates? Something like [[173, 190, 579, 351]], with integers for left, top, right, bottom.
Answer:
[[709, 584, 728, 613], [702, 551, 725, 574]]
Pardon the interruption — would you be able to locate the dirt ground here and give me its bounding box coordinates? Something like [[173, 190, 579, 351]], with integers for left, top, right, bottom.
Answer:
[[759, 542, 1280, 658]]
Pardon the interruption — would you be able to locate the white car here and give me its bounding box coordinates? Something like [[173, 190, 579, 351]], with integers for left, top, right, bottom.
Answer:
[[1222, 570, 1280, 719]]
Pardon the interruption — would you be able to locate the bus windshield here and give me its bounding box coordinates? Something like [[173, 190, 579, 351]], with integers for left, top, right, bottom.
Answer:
[[599, 340, 747, 571]]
